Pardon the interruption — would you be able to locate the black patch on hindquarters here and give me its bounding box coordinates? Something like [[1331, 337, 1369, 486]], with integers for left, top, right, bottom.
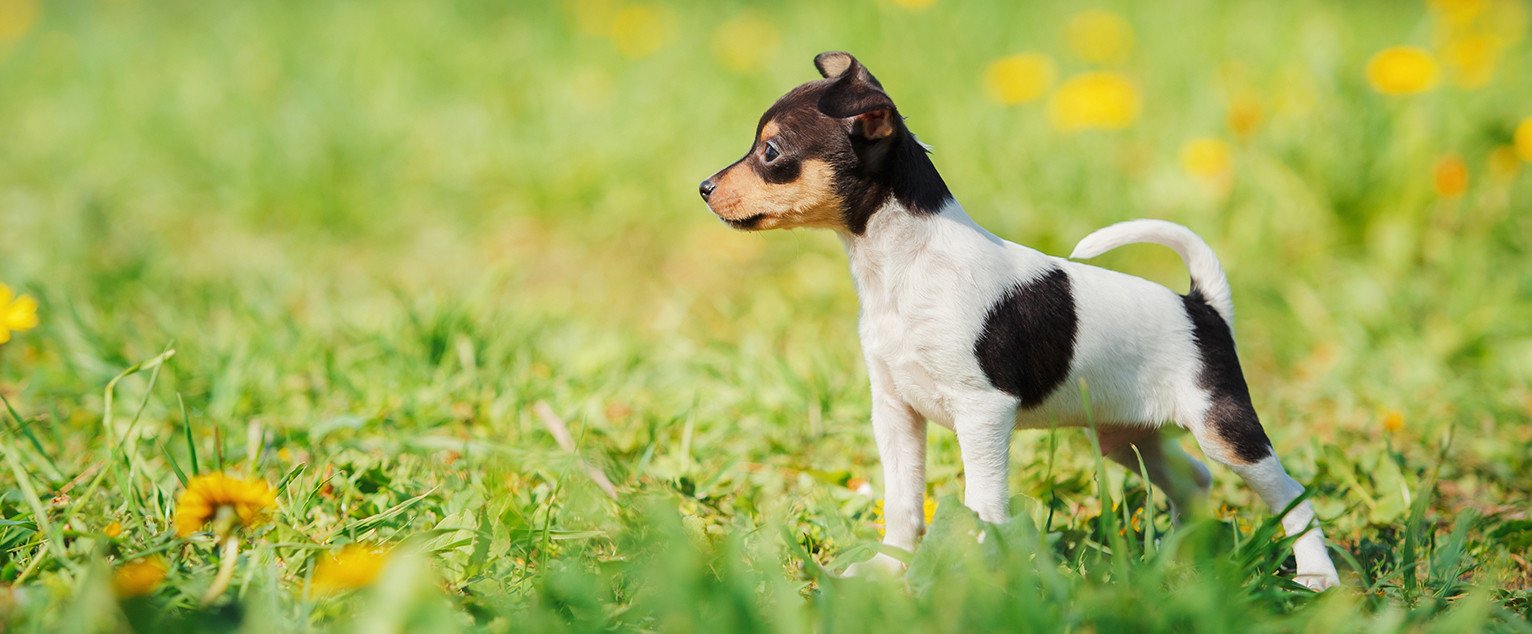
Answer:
[[1183, 289, 1273, 464], [974, 268, 1078, 408]]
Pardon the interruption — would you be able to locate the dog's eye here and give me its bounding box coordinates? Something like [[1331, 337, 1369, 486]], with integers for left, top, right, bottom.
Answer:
[[763, 140, 781, 163]]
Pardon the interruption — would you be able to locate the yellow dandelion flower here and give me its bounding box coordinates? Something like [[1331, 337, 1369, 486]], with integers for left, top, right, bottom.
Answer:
[[310, 544, 390, 596], [890, 0, 937, 10], [0, 0, 39, 45], [1066, 9, 1134, 65], [983, 53, 1055, 105], [608, 3, 673, 59], [1180, 138, 1232, 181], [104, 521, 123, 538], [0, 284, 39, 345], [1488, 145, 1520, 181], [923, 497, 937, 524], [712, 12, 779, 73], [1430, 0, 1488, 29], [1047, 72, 1140, 132], [173, 472, 276, 538], [1432, 154, 1469, 198], [1516, 116, 1532, 162], [1366, 46, 1439, 95], [1381, 410, 1405, 434], [1226, 94, 1263, 138], [113, 557, 168, 598], [1441, 33, 1505, 89]]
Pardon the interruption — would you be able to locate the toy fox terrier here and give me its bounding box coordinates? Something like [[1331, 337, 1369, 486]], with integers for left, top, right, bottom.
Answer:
[[699, 52, 1340, 590]]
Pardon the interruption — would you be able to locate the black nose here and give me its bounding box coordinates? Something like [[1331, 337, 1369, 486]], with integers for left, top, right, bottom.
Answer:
[[699, 179, 716, 201]]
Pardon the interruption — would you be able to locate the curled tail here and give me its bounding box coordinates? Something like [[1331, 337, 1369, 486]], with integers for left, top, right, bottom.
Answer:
[[1069, 219, 1234, 325]]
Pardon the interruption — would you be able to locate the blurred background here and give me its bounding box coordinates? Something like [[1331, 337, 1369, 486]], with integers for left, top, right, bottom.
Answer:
[[0, 0, 1530, 627]]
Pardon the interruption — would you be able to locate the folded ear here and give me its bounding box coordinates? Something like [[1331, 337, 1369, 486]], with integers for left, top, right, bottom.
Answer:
[[817, 71, 898, 140], [813, 51, 885, 89]]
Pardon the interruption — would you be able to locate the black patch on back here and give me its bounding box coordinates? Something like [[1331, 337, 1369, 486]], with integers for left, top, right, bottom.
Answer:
[[974, 268, 1078, 408], [1183, 290, 1273, 463]]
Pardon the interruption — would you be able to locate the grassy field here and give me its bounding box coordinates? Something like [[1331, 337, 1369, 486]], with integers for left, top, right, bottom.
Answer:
[[2, 0, 1531, 631]]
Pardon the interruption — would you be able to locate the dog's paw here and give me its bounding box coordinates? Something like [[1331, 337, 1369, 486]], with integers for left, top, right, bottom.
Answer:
[[1293, 570, 1341, 591], [839, 553, 906, 579]]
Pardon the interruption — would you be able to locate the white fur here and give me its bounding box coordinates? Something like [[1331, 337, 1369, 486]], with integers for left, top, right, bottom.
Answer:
[[839, 201, 1340, 590]]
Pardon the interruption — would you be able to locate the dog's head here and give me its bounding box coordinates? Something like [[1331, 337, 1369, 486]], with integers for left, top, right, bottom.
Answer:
[[699, 52, 936, 234]]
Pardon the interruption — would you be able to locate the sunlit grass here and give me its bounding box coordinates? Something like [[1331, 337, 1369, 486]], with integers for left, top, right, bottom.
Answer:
[[1, 0, 1530, 631]]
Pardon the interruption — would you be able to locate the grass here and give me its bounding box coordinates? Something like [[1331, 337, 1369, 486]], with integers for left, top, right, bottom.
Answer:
[[1, 0, 1530, 631]]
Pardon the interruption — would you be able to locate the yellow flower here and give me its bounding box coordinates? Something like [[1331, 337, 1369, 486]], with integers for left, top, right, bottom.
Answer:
[[1066, 9, 1134, 65], [310, 544, 389, 596], [0, 284, 39, 345], [890, 0, 937, 10], [1047, 72, 1140, 132], [608, 3, 673, 59], [1366, 46, 1439, 95], [712, 12, 779, 73], [113, 557, 168, 598], [1432, 154, 1469, 198], [923, 497, 937, 524], [173, 472, 276, 537], [104, 521, 123, 538], [983, 53, 1055, 105], [1180, 138, 1232, 181], [1430, 0, 1489, 29], [1381, 410, 1405, 434], [1517, 116, 1532, 162], [1226, 94, 1263, 138], [1441, 33, 1505, 88], [0, 0, 39, 45]]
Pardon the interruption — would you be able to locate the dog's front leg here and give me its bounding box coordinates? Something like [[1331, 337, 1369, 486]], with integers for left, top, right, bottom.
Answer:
[[843, 362, 926, 578], [955, 401, 1017, 525]]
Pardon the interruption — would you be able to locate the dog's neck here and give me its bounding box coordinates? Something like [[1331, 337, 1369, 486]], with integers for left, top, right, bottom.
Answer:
[[837, 195, 1003, 306]]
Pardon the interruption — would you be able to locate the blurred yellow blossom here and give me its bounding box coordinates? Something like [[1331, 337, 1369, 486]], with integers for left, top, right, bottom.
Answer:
[[1226, 94, 1263, 138], [608, 4, 673, 59], [174, 472, 276, 537], [1066, 9, 1134, 65], [1441, 33, 1505, 88], [1047, 72, 1140, 132], [310, 544, 390, 596], [712, 13, 779, 73], [1180, 138, 1232, 182], [1430, 0, 1489, 29], [1516, 116, 1532, 162], [0, 283, 39, 345], [983, 53, 1055, 105], [923, 497, 937, 524], [0, 0, 38, 44], [1432, 154, 1469, 198], [1381, 410, 1404, 434], [1487, 145, 1520, 181], [113, 558, 167, 598], [1366, 46, 1439, 95], [890, 0, 937, 10], [104, 521, 123, 538]]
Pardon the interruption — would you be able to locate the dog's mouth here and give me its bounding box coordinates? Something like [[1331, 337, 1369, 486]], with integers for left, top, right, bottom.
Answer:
[[721, 213, 766, 231]]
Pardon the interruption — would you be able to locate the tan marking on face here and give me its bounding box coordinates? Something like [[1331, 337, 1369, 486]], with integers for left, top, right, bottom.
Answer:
[[706, 159, 844, 231], [759, 120, 780, 142]]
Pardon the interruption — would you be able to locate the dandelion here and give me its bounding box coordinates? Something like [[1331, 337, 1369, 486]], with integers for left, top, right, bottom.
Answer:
[[310, 544, 390, 596], [712, 12, 779, 73], [1047, 72, 1140, 132], [1226, 94, 1263, 138], [1516, 116, 1532, 162], [113, 558, 167, 598], [1487, 145, 1520, 181], [1180, 138, 1232, 182], [889, 0, 937, 10], [1432, 154, 1469, 198], [608, 3, 673, 59], [923, 497, 937, 524], [1441, 33, 1505, 88], [0, 284, 39, 345], [1366, 46, 1439, 95], [0, 0, 39, 45], [174, 472, 276, 605], [983, 53, 1055, 105], [1381, 410, 1405, 434], [1066, 9, 1134, 65], [174, 472, 276, 538], [104, 521, 123, 538]]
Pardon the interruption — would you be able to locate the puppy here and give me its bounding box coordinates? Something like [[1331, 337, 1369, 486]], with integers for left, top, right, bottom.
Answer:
[[700, 52, 1340, 590]]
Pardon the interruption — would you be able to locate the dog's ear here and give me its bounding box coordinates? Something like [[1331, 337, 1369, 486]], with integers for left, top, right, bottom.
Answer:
[[814, 52, 897, 141]]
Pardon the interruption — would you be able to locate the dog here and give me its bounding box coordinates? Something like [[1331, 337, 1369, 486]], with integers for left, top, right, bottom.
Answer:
[[699, 51, 1340, 590]]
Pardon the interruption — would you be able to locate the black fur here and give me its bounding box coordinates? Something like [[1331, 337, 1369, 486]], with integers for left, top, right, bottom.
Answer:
[[974, 268, 1078, 408], [1182, 290, 1274, 463]]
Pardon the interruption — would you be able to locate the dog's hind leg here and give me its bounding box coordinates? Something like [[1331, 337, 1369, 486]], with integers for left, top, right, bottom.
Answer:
[[1098, 426, 1211, 525]]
